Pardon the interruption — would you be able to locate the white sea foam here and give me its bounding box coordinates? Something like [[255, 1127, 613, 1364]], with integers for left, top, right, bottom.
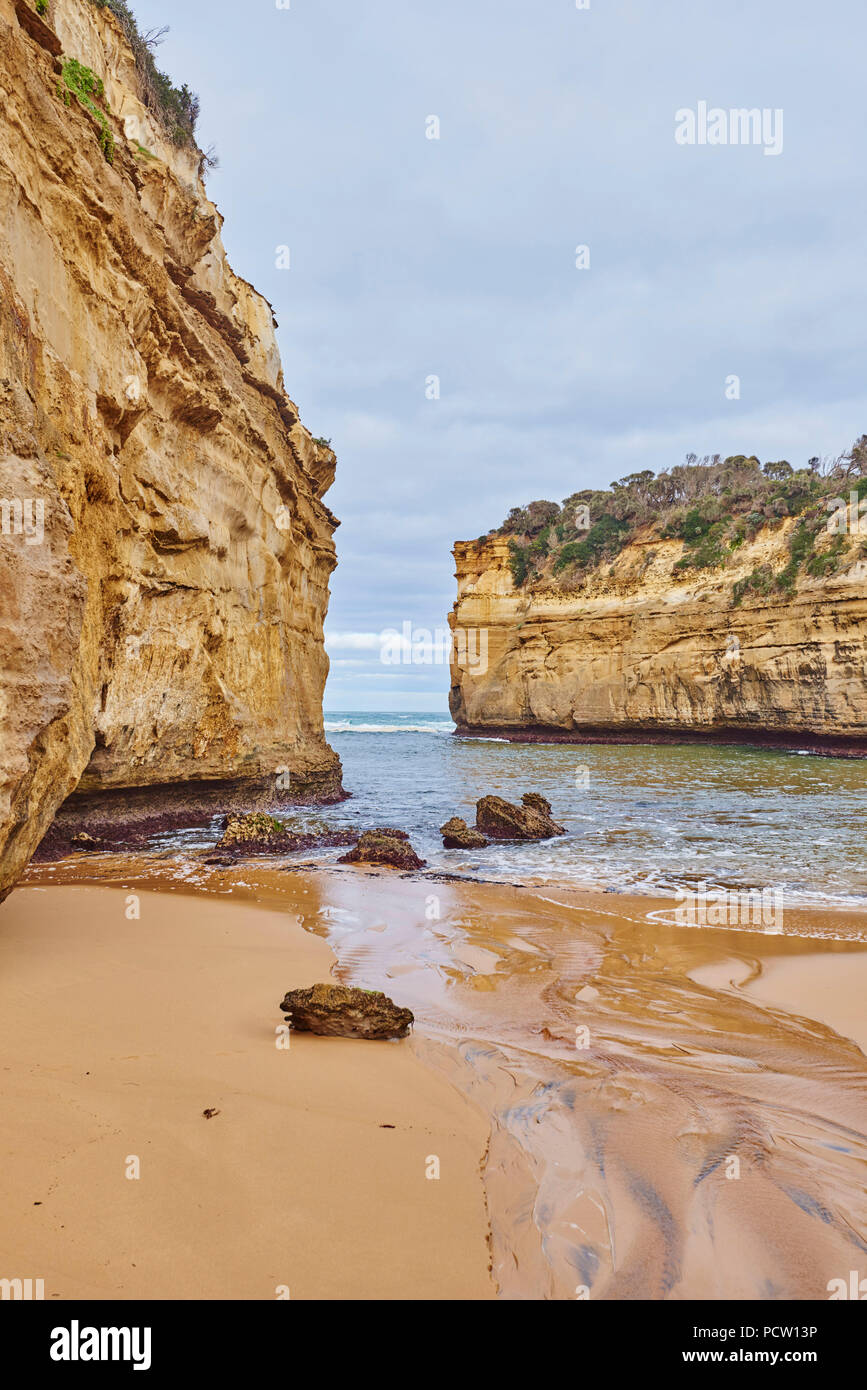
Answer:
[[324, 720, 454, 734]]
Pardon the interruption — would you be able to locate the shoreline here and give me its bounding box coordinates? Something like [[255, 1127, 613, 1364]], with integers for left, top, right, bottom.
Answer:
[[30, 776, 350, 865], [451, 722, 867, 759]]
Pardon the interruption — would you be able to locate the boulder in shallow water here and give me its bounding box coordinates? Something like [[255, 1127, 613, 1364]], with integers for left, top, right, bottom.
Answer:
[[475, 794, 565, 841], [279, 983, 414, 1039], [217, 812, 355, 856], [440, 816, 489, 849], [339, 829, 426, 870], [219, 812, 289, 849], [521, 792, 551, 817]]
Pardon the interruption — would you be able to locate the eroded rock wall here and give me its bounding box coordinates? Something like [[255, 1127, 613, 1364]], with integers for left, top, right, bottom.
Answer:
[[449, 529, 867, 749], [0, 0, 341, 898]]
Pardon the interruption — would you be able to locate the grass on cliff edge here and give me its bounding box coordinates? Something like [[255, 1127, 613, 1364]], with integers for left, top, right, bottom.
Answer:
[[495, 439, 867, 600]]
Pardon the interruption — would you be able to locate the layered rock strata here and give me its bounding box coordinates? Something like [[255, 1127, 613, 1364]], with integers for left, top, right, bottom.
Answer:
[[449, 531, 867, 752], [0, 0, 341, 899]]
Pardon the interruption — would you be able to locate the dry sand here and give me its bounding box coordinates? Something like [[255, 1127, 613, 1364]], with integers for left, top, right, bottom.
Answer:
[[0, 885, 494, 1300]]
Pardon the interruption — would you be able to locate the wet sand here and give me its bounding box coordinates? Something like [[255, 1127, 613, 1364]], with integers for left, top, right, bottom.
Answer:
[[691, 952, 867, 1055], [0, 884, 494, 1300], [4, 857, 867, 1300]]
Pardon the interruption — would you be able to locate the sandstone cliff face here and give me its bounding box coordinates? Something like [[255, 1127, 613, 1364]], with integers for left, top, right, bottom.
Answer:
[[0, 0, 341, 899], [449, 527, 867, 748]]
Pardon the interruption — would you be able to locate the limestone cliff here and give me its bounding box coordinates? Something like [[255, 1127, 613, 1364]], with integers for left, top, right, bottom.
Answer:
[[449, 524, 867, 751], [0, 0, 342, 899]]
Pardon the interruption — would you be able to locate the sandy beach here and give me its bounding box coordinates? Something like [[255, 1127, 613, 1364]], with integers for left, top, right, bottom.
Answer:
[[2, 854, 866, 1300], [0, 883, 494, 1300]]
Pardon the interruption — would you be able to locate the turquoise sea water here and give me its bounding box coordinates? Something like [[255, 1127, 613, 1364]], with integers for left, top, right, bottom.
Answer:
[[319, 712, 867, 908]]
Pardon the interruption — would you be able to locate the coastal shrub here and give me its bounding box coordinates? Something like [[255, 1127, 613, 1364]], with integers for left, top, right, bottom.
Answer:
[[663, 500, 727, 544], [772, 474, 820, 518], [500, 500, 559, 537], [496, 439, 867, 591], [762, 460, 793, 479], [35, 0, 49, 14], [90, 1, 200, 147], [732, 565, 775, 605], [508, 539, 530, 587], [550, 514, 629, 574], [581, 513, 629, 560], [589, 512, 630, 548], [667, 506, 711, 542], [525, 500, 560, 532], [804, 536, 846, 579], [58, 59, 115, 163], [674, 522, 728, 572], [741, 510, 767, 541], [776, 509, 852, 591], [528, 526, 551, 559], [552, 540, 587, 574], [312, 436, 332, 448], [728, 520, 748, 550]]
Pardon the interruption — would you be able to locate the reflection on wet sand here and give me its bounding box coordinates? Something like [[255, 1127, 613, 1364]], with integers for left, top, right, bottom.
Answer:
[[25, 853, 867, 1300]]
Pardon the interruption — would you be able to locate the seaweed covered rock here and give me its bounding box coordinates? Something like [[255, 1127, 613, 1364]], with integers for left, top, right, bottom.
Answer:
[[219, 812, 289, 850], [279, 983, 413, 1039], [440, 817, 489, 849], [475, 794, 565, 841], [339, 829, 426, 870], [217, 812, 355, 856]]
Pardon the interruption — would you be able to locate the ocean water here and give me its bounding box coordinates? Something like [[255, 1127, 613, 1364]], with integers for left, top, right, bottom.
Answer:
[[320, 712, 867, 907]]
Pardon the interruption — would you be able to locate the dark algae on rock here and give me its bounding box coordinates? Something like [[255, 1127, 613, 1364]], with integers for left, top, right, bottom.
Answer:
[[440, 817, 489, 849], [339, 829, 426, 870], [217, 812, 355, 856], [474, 794, 566, 841]]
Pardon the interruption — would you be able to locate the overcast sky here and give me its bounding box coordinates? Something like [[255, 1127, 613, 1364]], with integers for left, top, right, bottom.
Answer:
[[130, 0, 867, 712]]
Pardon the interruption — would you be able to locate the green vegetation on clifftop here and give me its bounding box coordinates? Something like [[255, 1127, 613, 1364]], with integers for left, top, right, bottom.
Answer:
[[493, 441, 867, 600]]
